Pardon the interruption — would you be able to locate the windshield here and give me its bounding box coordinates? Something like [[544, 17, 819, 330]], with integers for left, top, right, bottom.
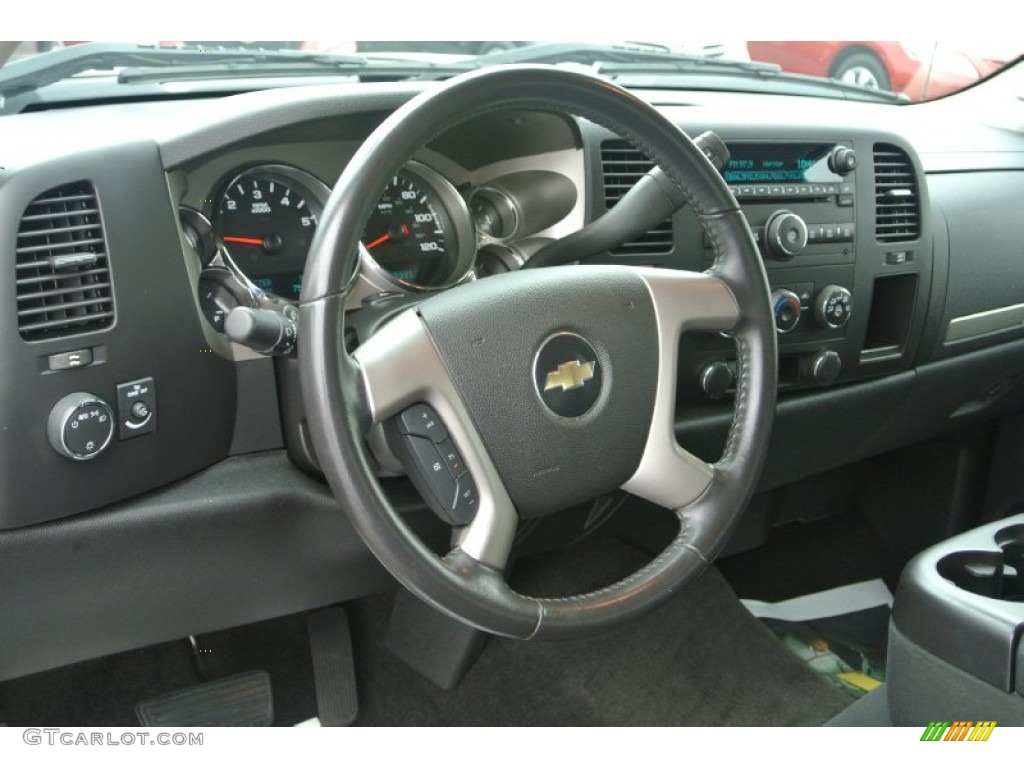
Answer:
[[3, 40, 1021, 105]]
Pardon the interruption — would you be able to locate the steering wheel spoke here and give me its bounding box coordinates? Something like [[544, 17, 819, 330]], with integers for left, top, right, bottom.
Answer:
[[354, 309, 518, 570], [620, 269, 736, 509]]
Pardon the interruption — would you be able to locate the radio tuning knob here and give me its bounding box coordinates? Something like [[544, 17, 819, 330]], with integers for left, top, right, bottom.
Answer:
[[829, 146, 858, 176], [771, 289, 802, 334], [764, 210, 808, 259]]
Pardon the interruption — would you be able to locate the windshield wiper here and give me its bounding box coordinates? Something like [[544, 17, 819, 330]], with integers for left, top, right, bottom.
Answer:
[[0, 42, 469, 95], [473, 42, 907, 103], [473, 42, 780, 75]]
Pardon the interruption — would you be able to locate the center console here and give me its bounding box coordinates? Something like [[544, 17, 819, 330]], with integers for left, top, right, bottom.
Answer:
[[887, 514, 1024, 726]]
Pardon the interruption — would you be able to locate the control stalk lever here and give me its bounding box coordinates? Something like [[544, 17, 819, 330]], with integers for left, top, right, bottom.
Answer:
[[523, 131, 730, 269], [224, 305, 298, 356]]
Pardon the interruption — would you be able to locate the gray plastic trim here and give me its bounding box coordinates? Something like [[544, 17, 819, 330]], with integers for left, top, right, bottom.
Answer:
[[621, 269, 739, 509], [354, 309, 517, 569], [946, 303, 1024, 344]]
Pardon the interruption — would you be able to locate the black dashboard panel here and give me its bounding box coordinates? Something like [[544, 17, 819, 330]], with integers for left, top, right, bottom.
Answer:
[[1, 77, 1024, 681], [926, 171, 1024, 359], [0, 142, 236, 529]]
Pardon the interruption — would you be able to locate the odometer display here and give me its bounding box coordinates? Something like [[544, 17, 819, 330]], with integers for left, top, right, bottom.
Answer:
[[361, 163, 466, 289]]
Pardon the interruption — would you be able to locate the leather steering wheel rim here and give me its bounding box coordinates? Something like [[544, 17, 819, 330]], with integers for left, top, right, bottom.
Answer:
[[299, 65, 777, 640]]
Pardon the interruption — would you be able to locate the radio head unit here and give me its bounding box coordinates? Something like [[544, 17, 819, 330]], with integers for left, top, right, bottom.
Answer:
[[723, 141, 857, 203]]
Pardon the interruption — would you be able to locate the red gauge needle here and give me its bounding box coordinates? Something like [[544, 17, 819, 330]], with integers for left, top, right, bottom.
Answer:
[[222, 236, 264, 246], [366, 223, 411, 250]]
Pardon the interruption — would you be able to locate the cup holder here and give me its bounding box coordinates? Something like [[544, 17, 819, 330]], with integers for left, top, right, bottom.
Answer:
[[936, 524, 1024, 601]]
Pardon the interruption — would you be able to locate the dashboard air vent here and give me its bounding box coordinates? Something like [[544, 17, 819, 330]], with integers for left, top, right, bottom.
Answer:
[[600, 140, 674, 256], [873, 144, 920, 243], [15, 181, 115, 340]]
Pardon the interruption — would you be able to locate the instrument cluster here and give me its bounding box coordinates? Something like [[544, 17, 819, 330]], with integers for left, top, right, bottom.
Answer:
[[182, 159, 578, 336]]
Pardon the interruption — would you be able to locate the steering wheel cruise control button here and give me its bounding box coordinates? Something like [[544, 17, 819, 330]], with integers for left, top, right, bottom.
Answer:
[[397, 404, 448, 443], [404, 435, 460, 521]]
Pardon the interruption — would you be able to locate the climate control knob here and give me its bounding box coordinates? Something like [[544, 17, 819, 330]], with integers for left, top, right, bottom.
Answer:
[[47, 392, 115, 461], [814, 285, 853, 328], [771, 289, 802, 334], [699, 361, 735, 400], [809, 350, 842, 386], [764, 210, 808, 259]]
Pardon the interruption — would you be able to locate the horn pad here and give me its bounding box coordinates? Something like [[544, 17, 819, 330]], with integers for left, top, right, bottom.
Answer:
[[416, 265, 659, 518]]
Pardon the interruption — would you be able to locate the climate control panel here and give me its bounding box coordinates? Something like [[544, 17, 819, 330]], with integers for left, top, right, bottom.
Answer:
[[770, 283, 853, 335]]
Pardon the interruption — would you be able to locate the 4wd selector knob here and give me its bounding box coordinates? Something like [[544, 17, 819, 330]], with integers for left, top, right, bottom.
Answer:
[[47, 392, 115, 461], [764, 210, 808, 259], [814, 285, 853, 328], [771, 289, 802, 334]]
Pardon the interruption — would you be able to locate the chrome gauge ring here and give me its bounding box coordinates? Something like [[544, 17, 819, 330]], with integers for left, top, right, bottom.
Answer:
[[359, 160, 475, 292]]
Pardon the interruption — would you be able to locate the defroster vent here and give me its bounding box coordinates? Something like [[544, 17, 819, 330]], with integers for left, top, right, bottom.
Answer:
[[600, 140, 674, 256], [15, 181, 115, 340], [873, 144, 920, 243]]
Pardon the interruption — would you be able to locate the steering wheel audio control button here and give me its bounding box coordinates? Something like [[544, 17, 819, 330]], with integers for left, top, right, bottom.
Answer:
[[397, 404, 448, 443], [450, 476, 479, 526], [437, 438, 467, 477], [393, 405, 479, 527]]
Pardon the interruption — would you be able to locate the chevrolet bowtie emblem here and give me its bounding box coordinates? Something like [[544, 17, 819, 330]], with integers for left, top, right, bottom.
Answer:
[[544, 359, 596, 393]]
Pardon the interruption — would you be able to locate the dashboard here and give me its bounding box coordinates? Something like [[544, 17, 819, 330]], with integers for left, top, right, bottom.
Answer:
[[2, 77, 1024, 681]]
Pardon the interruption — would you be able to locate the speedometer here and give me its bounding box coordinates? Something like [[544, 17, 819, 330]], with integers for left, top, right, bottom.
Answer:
[[215, 165, 330, 301], [360, 161, 475, 291]]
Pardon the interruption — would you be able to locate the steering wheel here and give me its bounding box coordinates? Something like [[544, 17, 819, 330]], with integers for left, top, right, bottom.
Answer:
[[299, 66, 776, 640]]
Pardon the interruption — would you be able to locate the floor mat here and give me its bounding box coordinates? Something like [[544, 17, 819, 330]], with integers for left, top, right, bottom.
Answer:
[[717, 511, 898, 602], [741, 580, 892, 699], [349, 538, 853, 726]]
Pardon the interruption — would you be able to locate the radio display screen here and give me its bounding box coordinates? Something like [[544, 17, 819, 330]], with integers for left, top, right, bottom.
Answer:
[[723, 143, 842, 184]]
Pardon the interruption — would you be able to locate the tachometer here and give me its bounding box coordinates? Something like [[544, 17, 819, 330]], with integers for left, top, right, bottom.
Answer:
[[360, 161, 475, 291], [214, 165, 329, 300]]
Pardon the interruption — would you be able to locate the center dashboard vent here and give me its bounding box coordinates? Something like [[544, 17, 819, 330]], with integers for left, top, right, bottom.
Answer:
[[600, 140, 674, 256], [15, 181, 115, 341], [873, 143, 920, 243]]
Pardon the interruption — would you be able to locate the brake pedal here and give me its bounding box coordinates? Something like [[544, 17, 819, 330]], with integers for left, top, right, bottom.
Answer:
[[136, 670, 273, 727]]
